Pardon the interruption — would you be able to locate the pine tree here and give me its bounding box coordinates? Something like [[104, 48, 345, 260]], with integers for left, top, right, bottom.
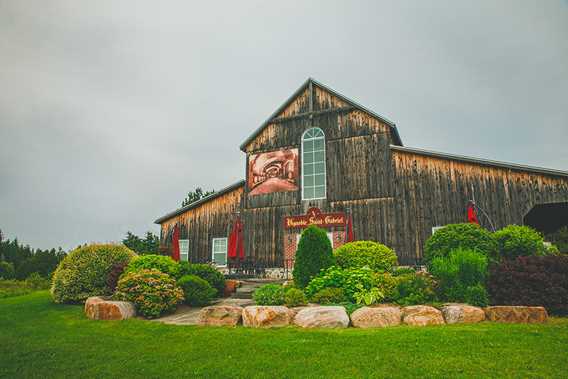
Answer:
[[292, 225, 334, 288]]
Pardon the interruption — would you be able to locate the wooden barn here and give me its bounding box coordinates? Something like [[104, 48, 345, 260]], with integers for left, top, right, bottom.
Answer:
[[155, 78, 568, 276]]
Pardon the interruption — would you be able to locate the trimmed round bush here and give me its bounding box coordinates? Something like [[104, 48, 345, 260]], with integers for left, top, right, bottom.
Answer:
[[253, 284, 285, 305], [424, 223, 497, 265], [310, 288, 347, 304], [334, 241, 397, 272], [115, 269, 183, 318], [177, 274, 216, 306], [0, 261, 15, 280], [124, 254, 180, 278], [51, 244, 136, 303], [305, 266, 376, 302], [494, 225, 545, 259], [284, 288, 307, 307], [179, 262, 225, 296], [292, 225, 334, 288]]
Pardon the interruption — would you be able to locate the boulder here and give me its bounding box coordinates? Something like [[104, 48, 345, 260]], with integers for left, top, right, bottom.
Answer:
[[198, 305, 243, 326], [484, 306, 548, 323], [84, 296, 135, 320], [242, 306, 292, 328], [441, 304, 485, 324], [402, 305, 445, 326], [351, 306, 402, 328], [294, 306, 350, 328]]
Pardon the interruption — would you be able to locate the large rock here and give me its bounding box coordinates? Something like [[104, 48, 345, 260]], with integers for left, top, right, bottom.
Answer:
[[84, 296, 135, 320], [294, 306, 350, 328], [484, 306, 548, 323], [402, 305, 445, 326], [351, 306, 402, 328], [198, 305, 243, 326], [441, 304, 485, 324], [242, 306, 292, 328]]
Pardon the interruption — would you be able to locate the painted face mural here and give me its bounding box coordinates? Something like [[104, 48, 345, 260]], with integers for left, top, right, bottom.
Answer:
[[248, 149, 299, 196]]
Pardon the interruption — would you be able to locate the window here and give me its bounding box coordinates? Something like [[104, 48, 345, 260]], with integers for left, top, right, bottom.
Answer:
[[178, 239, 189, 262], [302, 127, 326, 200], [212, 238, 228, 266]]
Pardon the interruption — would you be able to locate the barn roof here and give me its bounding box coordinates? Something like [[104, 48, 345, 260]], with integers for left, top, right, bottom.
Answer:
[[239, 78, 403, 151], [154, 180, 245, 224], [391, 145, 568, 178]]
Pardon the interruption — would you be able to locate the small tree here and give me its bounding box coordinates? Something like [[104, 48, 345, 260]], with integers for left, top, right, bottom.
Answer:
[[292, 225, 334, 288], [181, 187, 215, 207]]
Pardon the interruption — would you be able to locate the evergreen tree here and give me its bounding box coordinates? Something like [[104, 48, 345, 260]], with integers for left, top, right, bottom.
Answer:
[[292, 225, 334, 288], [182, 187, 215, 207]]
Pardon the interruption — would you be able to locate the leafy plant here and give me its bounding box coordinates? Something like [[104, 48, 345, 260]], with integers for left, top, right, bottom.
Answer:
[[0, 261, 15, 279], [177, 274, 216, 306], [25, 272, 50, 290], [424, 223, 497, 264], [292, 225, 334, 288], [178, 262, 225, 296], [253, 284, 285, 305], [546, 226, 568, 254], [334, 241, 398, 272], [391, 266, 416, 276], [390, 272, 436, 306], [51, 244, 136, 304], [310, 287, 348, 304], [124, 254, 180, 279], [304, 266, 376, 302], [115, 269, 183, 318], [494, 225, 546, 259], [284, 287, 307, 307], [354, 285, 384, 305]]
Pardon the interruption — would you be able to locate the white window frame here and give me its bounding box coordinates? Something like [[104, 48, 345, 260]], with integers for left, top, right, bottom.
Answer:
[[301, 127, 327, 201], [211, 237, 228, 266], [178, 239, 189, 262]]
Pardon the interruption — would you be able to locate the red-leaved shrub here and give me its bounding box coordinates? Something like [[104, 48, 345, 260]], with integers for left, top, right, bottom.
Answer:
[[487, 256, 568, 315]]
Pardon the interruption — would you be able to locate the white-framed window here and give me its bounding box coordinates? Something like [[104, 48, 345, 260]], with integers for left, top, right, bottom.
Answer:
[[301, 127, 326, 200], [178, 239, 189, 262], [212, 237, 228, 266], [297, 232, 334, 248]]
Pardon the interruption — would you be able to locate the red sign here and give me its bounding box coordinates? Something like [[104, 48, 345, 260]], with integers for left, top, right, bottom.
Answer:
[[284, 207, 346, 229]]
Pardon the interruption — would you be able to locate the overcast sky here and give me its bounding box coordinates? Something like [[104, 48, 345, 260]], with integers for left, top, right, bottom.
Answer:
[[1, 1, 567, 250]]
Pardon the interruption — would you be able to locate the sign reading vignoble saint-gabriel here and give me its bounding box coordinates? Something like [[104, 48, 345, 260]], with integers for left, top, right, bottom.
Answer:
[[283, 207, 346, 229]]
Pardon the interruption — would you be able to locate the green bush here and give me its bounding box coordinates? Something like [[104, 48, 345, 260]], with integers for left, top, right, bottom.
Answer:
[[424, 223, 497, 265], [179, 262, 225, 296], [390, 272, 436, 306], [0, 261, 15, 280], [429, 248, 488, 306], [391, 266, 417, 276], [124, 254, 180, 278], [546, 226, 568, 254], [115, 269, 183, 318], [51, 244, 136, 303], [177, 274, 216, 306], [253, 284, 285, 305], [334, 241, 397, 272], [292, 225, 334, 288], [25, 272, 50, 290], [544, 244, 561, 256], [284, 288, 307, 307], [310, 287, 348, 304], [305, 266, 376, 302], [494, 225, 545, 259], [463, 284, 489, 307]]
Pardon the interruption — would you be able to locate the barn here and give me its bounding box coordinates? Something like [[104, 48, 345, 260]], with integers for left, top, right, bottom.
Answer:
[[155, 78, 568, 276]]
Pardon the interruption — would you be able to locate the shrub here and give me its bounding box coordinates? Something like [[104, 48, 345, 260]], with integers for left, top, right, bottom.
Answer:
[[253, 284, 285, 305], [305, 266, 376, 302], [310, 288, 347, 304], [284, 288, 307, 307], [391, 266, 416, 276], [51, 244, 136, 303], [292, 225, 334, 288], [544, 244, 561, 256], [25, 272, 50, 290], [374, 272, 398, 300], [487, 255, 568, 315], [546, 226, 568, 254], [334, 241, 398, 272], [494, 225, 545, 259], [124, 254, 180, 278], [0, 261, 15, 280], [424, 223, 497, 265], [390, 272, 437, 306], [177, 274, 216, 306], [354, 286, 384, 305], [179, 262, 225, 296], [429, 248, 489, 306], [115, 269, 183, 318], [463, 284, 489, 307]]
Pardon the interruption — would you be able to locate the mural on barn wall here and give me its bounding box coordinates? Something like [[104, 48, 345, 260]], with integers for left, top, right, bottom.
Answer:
[[247, 148, 299, 196]]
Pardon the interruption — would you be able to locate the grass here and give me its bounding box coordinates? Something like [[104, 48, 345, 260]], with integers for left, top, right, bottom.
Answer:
[[0, 277, 50, 298], [1, 292, 568, 378]]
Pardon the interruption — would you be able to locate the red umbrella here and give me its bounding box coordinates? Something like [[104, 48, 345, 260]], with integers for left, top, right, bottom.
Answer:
[[236, 218, 245, 260], [467, 201, 479, 225], [228, 217, 244, 260], [171, 224, 180, 261], [344, 213, 354, 243]]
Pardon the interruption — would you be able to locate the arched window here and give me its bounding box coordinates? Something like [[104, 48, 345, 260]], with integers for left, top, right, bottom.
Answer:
[[301, 127, 326, 200]]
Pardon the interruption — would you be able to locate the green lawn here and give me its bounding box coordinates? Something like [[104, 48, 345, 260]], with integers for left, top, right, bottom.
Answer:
[[1, 292, 568, 378]]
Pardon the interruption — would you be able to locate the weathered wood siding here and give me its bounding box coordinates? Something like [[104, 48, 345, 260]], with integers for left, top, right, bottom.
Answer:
[[159, 185, 244, 263], [391, 151, 568, 264]]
